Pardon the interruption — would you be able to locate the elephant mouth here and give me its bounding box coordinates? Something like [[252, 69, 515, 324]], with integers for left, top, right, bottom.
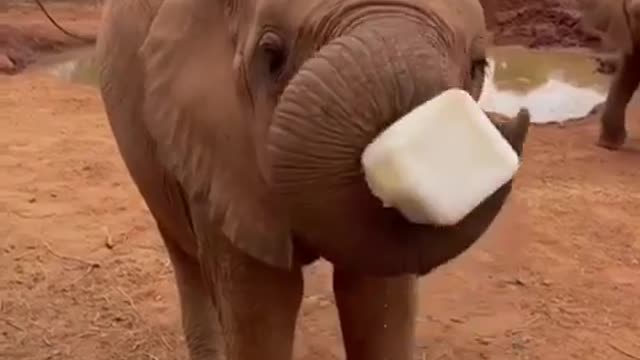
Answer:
[[266, 18, 528, 276]]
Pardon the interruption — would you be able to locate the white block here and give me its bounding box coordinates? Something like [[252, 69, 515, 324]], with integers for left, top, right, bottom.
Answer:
[[361, 88, 520, 226]]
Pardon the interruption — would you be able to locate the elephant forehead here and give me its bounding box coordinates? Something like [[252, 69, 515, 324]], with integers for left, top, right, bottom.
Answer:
[[252, 0, 316, 22], [236, 0, 485, 59], [254, 0, 474, 29]]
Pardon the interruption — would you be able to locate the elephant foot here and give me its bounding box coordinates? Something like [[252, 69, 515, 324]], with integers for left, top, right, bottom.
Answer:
[[597, 130, 626, 151]]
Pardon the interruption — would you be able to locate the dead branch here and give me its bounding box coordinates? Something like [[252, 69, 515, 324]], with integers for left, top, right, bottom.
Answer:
[[610, 342, 640, 360], [42, 240, 101, 268], [33, 0, 95, 43]]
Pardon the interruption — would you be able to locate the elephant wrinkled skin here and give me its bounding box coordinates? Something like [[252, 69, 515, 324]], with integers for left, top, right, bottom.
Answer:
[[96, 0, 530, 359], [578, 0, 640, 150]]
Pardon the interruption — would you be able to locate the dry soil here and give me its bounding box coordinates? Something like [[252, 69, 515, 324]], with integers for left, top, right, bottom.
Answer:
[[1, 1, 640, 360]]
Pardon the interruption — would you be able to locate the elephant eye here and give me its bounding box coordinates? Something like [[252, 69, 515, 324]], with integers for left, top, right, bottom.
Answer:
[[258, 32, 288, 80]]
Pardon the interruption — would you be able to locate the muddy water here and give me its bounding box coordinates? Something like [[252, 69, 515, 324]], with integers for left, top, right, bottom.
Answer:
[[479, 46, 610, 124], [46, 45, 610, 124], [46, 52, 98, 86]]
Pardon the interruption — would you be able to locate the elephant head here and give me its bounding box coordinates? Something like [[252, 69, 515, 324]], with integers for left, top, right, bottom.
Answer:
[[577, 0, 640, 54], [139, 0, 530, 276]]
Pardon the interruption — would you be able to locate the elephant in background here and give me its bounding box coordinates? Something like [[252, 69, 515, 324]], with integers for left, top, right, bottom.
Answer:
[[96, 0, 530, 359], [577, 0, 640, 150]]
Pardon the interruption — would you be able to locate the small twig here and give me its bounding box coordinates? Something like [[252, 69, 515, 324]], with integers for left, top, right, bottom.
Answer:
[[610, 342, 640, 360], [13, 250, 37, 260], [71, 264, 98, 284], [10, 209, 54, 219], [159, 333, 172, 351], [42, 334, 53, 347], [130, 340, 144, 352], [103, 226, 114, 249], [116, 287, 173, 351], [29, 319, 46, 330], [37, 261, 48, 281], [144, 353, 159, 360], [21, 300, 32, 318], [117, 287, 140, 320], [33, 0, 95, 43], [42, 240, 100, 267], [1, 317, 25, 331]]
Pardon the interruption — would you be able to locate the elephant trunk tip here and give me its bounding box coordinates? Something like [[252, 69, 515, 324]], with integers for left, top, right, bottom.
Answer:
[[361, 89, 526, 227], [485, 107, 531, 157]]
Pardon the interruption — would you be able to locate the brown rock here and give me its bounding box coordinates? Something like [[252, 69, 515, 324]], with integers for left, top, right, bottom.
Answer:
[[0, 53, 16, 74]]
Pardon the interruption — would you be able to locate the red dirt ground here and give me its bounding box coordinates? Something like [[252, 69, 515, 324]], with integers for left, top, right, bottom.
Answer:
[[0, 1, 98, 74], [485, 0, 601, 48], [2, 1, 640, 360]]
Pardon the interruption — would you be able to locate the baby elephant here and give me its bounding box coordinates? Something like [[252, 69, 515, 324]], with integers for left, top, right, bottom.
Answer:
[[578, 0, 640, 150], [96, 0, 529, 359]]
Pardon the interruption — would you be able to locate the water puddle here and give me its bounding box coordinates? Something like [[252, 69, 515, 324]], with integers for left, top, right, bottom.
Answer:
[[46, 51, 98, 86], [46, 45, 610, 124], [479, 46, 610, 124]]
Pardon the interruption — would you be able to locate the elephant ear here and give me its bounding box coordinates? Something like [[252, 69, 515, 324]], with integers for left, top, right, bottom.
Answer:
[[139, 0, 294, 268], [578, 0, 635, 54]]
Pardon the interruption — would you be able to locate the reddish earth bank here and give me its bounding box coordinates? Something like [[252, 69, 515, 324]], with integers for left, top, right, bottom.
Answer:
[[2, 1, 640, 360]]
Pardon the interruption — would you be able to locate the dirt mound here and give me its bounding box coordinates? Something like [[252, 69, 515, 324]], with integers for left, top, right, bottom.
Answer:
[[0, 0, 611, 74], [488, 0, 602, 48], [0, 24, 77, 73], [0, 1, 98, 74]]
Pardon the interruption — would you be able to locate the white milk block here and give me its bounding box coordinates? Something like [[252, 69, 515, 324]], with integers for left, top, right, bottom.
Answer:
[[361, 88, 520, 226]]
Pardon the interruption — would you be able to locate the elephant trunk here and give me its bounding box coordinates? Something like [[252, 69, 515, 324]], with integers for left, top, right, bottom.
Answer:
[[268, 19, 528, 276]]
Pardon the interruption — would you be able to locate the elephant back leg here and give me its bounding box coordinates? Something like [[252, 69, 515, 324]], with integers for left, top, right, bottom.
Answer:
[[598, 49, 640, 150], [333, 269, 418, 360]]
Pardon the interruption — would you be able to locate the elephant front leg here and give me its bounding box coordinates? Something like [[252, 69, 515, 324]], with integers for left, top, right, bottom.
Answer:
[[333, 269, 418, 360], [161, 226, 224, 360], [598, 50, 640, 150], [207, 235, 303, 360]]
